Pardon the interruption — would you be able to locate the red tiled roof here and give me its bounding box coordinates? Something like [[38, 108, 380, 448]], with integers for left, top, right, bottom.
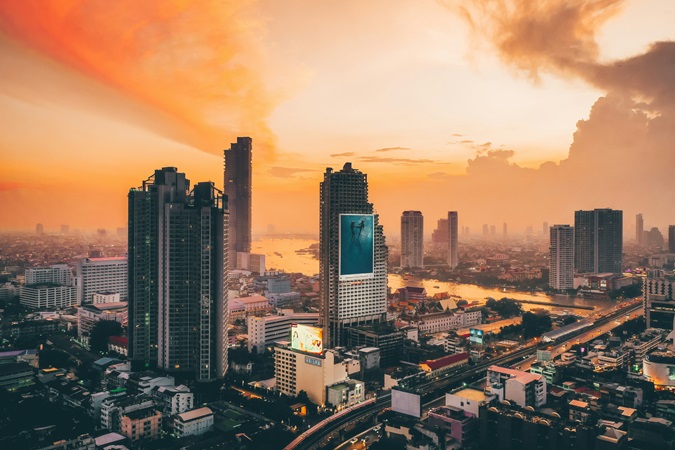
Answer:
[[108, 336, 129, 347], [422, 352, 469, 371]]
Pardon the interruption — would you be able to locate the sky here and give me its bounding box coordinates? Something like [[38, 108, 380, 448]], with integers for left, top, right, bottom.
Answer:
[[0, 0, 674, 238]]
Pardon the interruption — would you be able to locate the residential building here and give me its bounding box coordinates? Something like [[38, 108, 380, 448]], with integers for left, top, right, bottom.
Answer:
[[20, 284, 77, 309], [326, 379, 365, 408], [0, 361, 35, 391], [428, 405, 477, 446], [445, 387, 496, 418], [224, 137, 252, 270], [347, 323, 404, 367], [151, 384, 193, 415], [128, 168, 228, 381], [76, 257, 127, 304], [120, 407, 162, 443], [549, 225, 574, 290], [77, 302, 127, 338], [574, 208, 623, 274], [447, 211, 458, 269], [643, 270, 675, 332], [229, 294, 272, 322], [486, 365, 547, 408], [401, 211, 424, 269], [174, 407, 214, 438], [236, 252, 266, 273], [25, 265, 72, 286], [319, 163, 388, 347], [247, 310, 319, 353]]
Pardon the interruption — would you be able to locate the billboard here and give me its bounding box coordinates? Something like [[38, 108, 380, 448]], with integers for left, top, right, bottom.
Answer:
[[291, 324, 323, 355], [391, 388, 421, 418], [339, 214, 374, 280], [469, 328, 484, 344]]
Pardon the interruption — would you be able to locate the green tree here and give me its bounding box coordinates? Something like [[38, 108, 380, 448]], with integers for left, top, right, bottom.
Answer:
[[521, 312, 552, 339], [89, 320, 123, 353]]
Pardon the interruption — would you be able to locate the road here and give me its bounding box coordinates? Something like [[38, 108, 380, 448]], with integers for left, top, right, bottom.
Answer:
[[292, 301, 643, 449]]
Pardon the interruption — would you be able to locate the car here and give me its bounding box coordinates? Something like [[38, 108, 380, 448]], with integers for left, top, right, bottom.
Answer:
[[350, 438, 358, 444]]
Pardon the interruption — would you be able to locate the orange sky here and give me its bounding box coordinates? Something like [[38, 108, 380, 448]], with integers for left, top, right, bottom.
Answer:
[[1, 0, 674, 237]]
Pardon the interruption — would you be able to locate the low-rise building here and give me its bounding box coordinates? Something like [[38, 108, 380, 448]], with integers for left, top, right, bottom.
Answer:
[[486, 365, 547, 409], [174, 407, 214, 438], [445, 387, 496, 418], [326, 379, 365, 408], [247, 310, 319, 353], [427, 405, 477, 446], [419, 353, 469, 378], [0, 361, 35, 391], [77, 302, 127, 338], [151, 384, 193, 415], [120, 407, 162, 443], [20, 284, 77, 310]]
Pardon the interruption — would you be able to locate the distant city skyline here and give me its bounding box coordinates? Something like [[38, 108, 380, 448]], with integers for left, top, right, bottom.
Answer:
[[1, 1, 674, 236]]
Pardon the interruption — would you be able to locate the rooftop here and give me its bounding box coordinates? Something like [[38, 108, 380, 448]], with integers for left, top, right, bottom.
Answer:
[[177, 407, 213, 423], [451, 387, 492, 403], [421, 353, 469, 371]]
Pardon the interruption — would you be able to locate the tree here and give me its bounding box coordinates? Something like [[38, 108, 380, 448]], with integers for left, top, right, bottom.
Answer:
[[456, 299, 469, 307], [89, 320, 123, 353], [562, 316, 578, 326], [521, 312, 552, 339]]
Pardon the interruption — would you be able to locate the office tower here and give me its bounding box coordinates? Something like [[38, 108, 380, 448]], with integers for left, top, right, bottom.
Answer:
[[401, 211, 424, 269], [224, 137, 252, 270], [482, 224, 489, 238], [447, 212, 458, 269], [36, 223, 44, 235], [574, 208, 623, 274], [646, 227, 665, 248], [549, 225, 574, 290], [542, 222, 548, 235], [669, 225, 675, 253], [431, 218, 448, 246], [128, 167, 228, 381], [76, 257, 128, 304], [636, 214, 644, 245], [490, 225, 496, 236], [319, 163, 387, 348]]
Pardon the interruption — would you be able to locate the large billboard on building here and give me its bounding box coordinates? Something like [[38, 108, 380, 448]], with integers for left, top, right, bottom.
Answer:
[[339, 214, 374, 280], [391, 388, 421, 418], [469, 328, 484, 344], [291, 324, 323, 355]]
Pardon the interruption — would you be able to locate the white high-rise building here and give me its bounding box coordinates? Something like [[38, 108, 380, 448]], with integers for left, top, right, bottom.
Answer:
[[549, 225, 574, 290], [447, 211, 458, 269], [76, 257, 128, 305], [25, 264, 72, 286], [320, 163, 388, 348], [401, 211, 423, 269]]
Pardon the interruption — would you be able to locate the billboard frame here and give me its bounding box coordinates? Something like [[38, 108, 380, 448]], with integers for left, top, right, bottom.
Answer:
[[291, 323, 323, 355], [338, 213, 375, 281]]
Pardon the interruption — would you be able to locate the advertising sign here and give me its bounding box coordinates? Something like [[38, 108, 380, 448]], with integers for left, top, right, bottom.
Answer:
[[339, 214, 374, 280], [291, 324, 323, 354], [469, 328, 484, 344], [391, 388, 421, 418]]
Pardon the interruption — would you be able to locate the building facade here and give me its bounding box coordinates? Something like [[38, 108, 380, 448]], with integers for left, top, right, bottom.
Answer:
[[247, 310, 319, 353], [319, 163, 388, 347], [224, 137, 252, 270], [574, 208, 623, 274], [549, 225, 575, 290], [128, 167, 228, 381], [636, 213, 644, 245], [76, 257, 128, 305], [643, 270, 675, 332], [401, 211, 424, 269], [447, 211, 458, 269]]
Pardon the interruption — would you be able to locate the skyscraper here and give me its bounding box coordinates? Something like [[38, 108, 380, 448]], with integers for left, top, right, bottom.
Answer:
[[224, 137, 252, 270], [319, 163, 387, 348], [447, 212, 458, 269], [574, 208, 623, 274], [549, 225, 574, 290], [128, 167, 228, 381], [431, 218, 448, 247], [668, 225, 675, 254], [636, 213, 644, 245], [401, 211, 424, 269]]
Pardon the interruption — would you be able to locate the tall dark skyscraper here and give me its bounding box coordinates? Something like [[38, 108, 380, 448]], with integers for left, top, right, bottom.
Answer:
[[669, 225, 675, 254], [319, 163, 387, 348], [224, 137, 252, 269], [574, 208, 623, 274], [401, 211, 423, 269], [128, 167, 228, 381], [447, 211, 458, 269]]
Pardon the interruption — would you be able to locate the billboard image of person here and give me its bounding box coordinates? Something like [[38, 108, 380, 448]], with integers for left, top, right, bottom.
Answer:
[[339, 214, 374, 280], [291, 324, 323, 354]]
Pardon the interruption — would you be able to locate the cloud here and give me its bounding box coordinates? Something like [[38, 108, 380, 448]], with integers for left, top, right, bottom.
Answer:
[[459, 140, 474, 144], [268, 167, 314, 178], [0, 0, 285, 159], [451, 133, 464, 137], [359, 156, 436, 165], [374, 146, 410, 153], [330, 152, 356, 157], [427, 172, 453, 181]]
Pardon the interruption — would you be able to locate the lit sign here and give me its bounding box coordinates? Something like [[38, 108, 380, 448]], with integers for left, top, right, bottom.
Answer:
[[305, 356, 322, 367], [291, 324, 323, 354], [339, 214, 375, 280], [469, 328, 484, 344]]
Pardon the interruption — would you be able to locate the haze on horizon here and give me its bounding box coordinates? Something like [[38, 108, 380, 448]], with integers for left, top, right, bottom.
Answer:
[[0, 0, 674, 238]]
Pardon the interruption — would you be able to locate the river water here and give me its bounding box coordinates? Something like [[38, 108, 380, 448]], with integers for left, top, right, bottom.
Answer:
[[252, 237, 611, 316]]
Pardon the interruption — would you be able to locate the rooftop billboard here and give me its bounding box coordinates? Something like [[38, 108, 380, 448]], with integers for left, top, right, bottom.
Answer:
[[339, 214, 374, 280], [291, 324, 323, 355]]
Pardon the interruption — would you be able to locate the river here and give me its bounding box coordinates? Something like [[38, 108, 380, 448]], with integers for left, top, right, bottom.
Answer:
[[252, 237, 612, 316]]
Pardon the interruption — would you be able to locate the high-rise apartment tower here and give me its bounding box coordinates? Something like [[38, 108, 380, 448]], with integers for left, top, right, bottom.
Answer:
[[447, 212, 458, 269], [574, 208, 623, 274], [128, 167, 228, 381], [549, 225, 574, 290], [401, 211, 423, 269]]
